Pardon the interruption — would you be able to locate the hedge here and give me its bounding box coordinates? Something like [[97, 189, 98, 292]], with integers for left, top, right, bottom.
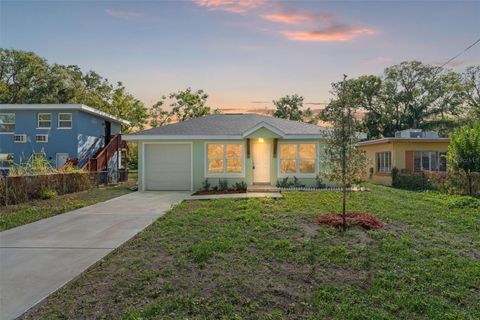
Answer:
[[0, 172, 98, 206]]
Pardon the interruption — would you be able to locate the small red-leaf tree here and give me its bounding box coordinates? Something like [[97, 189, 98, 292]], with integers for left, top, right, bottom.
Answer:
[[321, 75, 368, 231]]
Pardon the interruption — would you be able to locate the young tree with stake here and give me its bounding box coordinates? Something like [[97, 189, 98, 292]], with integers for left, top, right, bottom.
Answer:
[[322, 76, 368, 231]]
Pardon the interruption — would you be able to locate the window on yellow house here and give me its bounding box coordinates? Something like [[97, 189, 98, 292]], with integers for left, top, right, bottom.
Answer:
[[413, 151, 447, 172], [207, 143, 243, 175], [376, 152, 391, 173], [279, 143, 316, 176]]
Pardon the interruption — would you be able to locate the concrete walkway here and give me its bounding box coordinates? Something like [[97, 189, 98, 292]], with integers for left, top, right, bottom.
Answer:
[[0, 191, 190, 320], [187, 192, 282, 200]]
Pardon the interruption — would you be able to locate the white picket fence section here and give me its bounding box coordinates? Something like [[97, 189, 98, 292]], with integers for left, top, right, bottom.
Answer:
[[278, 186, 369, 192]]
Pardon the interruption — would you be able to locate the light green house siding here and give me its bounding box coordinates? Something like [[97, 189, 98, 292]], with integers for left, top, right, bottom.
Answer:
[[137, 136, 327, 191]]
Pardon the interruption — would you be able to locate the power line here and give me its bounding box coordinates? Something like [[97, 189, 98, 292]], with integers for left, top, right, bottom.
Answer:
[[439, 37, 480, 69]]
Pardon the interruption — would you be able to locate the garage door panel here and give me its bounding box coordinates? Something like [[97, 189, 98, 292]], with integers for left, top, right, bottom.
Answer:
[[145, 144, 191, 191]]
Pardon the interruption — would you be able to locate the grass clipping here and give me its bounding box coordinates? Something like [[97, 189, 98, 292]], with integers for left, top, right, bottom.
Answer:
[[315, 212, 384, 230]]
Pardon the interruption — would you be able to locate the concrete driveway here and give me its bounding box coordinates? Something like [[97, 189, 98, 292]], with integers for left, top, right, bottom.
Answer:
[[0, 191, 190, 320]]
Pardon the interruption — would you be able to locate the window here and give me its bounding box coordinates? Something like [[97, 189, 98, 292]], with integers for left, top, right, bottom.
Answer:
[[279, 143, 317, 176], [206, 143, 243, 175], [58, 113, 72, 129], [376, 152, 392, 173], [37, 113, 51, 128], [0, 113, 15, 133], [36, 134, 48, 143], [14, 134, 27, 143], [414, 151, 447, 172]]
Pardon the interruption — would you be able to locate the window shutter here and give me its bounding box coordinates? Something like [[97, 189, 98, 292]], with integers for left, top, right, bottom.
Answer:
[[405, 151, 414, 174], [273, 138, 278, 158], [246, 138, 250, 158]]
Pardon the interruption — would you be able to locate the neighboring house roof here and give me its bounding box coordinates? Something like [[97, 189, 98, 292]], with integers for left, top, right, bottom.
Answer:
[[357, 137, 450, 147], [124, 114, 327, 140], [0, 104, 130, 126]]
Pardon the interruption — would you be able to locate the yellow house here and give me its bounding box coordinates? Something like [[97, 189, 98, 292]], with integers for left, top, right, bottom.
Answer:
[[357, 130, 450, 185]]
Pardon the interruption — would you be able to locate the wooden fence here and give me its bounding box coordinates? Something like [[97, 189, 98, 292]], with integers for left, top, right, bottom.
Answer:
[[0, 172, 100, 206]]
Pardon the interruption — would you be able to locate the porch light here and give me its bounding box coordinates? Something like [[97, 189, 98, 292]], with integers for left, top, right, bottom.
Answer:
[[258, 138, 264, 143]]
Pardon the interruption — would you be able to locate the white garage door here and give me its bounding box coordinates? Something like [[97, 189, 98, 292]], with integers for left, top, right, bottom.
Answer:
[[144, 144, 192, 191]]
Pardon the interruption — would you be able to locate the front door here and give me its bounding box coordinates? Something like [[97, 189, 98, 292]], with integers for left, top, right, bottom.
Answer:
[[105, 121, 111, 145], [56, 153, 69, 169], [252, 141, 270, 183]]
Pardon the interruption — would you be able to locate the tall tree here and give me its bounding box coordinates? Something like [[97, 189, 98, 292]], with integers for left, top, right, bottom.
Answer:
[[447, 121, 480, 196], [321, 76, 368, 231], [272, 94, 315, 123], [107, 82, 148, 130], [0, 49, 147, 130], [461, 66, 480, 119], [321, 61, 472, 138], [169, 88, 213, 121], [0, 49, 51, 103], [149, 97, 172, 127]]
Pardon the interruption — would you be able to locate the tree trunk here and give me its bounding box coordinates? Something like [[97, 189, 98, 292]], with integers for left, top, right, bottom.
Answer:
[[467, 173, 473, 196]]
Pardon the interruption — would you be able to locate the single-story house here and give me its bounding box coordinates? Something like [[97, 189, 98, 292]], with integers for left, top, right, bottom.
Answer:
[[357, 129, 450, 186], [124, 114, 328, 191]]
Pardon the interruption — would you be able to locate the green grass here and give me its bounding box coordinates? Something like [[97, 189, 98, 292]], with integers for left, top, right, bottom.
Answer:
[[0, 183, 134, 231], [22, 185, 480, 319]]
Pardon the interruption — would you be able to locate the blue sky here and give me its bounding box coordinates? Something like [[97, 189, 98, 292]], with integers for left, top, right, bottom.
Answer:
[[1, 0, 479, 111]]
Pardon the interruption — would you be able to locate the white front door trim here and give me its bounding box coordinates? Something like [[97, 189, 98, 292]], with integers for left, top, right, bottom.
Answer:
[[252, 140, 271, 183]]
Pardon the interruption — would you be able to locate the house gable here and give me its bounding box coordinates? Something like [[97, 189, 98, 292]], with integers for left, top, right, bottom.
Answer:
[[242, 122, 284, 139]]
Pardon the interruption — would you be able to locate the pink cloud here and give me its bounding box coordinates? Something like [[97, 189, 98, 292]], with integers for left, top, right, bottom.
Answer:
[[282, 25, 375, 42], [259, 7, 333, 25], [195, 0, 263, 13], [260, 12, 314, 24]]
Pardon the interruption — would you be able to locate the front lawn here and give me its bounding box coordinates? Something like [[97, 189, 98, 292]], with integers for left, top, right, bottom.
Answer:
[[0, 183, 134, 231], [22, 185, 480, 319]]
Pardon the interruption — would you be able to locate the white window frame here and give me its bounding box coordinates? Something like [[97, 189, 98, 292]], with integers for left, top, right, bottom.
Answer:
[[376, 151, 392, 173], [278, 142, 319, 178], [204, 141, 246, 178], [36, 134, 48, 143], [0, 113, 15, 134], [37, 113, 52, 129], [414, 151, 447, 172], [14, 134, 27, 143], [58, 113, 72, 129]]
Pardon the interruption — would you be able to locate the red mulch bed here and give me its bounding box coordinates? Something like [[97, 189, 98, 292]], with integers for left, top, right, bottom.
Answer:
[[192, 190, 246, 195], [315, 212, 384, 230]]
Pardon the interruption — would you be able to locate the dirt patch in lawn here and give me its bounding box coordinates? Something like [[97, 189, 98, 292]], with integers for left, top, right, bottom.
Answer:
[[315, 212, 384, 230], [300, 222, 319, 239]]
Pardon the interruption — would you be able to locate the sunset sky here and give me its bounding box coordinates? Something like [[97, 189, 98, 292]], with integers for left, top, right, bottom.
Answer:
[[1, 0, 479, 111]]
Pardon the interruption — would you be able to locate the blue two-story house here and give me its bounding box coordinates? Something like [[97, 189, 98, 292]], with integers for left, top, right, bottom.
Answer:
[[0, 104, 130, 174]]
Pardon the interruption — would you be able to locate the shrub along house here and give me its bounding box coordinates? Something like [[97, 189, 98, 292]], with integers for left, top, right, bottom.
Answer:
[[124, 114, 328, 191], [0, 104, 129, 181], [357, 129, 450, 186]]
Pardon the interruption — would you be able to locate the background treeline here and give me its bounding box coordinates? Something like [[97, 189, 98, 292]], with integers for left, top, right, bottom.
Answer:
[[1, 49, 478, 139], [0, 49, 147, 130], [319, 61, 479, 138]]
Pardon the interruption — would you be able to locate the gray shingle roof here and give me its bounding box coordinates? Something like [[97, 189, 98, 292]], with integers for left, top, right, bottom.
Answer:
[[131, 114, 326, 136]]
